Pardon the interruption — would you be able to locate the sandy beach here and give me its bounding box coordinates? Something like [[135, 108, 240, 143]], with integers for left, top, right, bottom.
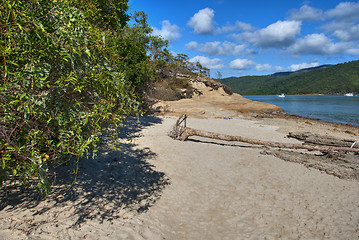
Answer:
[[1, 82, 359, 239]]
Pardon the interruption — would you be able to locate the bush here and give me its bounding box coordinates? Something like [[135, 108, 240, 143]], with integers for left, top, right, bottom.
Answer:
[[0, 0, 140, 193]]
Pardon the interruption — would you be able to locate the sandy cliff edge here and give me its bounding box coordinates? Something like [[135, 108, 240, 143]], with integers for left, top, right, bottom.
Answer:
[[151, 81, 283, 118]]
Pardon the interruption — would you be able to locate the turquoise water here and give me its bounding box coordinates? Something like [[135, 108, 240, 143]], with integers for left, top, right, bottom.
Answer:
[[244, 95, 359, 126]]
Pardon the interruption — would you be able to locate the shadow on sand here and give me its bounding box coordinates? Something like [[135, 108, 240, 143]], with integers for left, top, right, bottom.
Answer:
[[0, 116, 169, 226]]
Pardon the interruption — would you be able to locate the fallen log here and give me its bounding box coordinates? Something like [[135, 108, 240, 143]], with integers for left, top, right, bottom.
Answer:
[[170, 114, 359, 153], [288, 132, 359, 149]]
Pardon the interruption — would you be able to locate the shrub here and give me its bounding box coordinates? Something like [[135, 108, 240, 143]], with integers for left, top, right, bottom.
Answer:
[[0, 0, 140, 193]]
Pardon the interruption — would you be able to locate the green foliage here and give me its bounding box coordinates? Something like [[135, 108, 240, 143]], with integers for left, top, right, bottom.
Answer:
[[0, 0, 214, 194], [221, 61, 359, 95], [0, 0, 141, 193], [70, 0, 130, 31]]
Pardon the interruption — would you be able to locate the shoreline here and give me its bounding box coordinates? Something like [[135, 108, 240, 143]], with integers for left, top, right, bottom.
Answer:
[[1, 83, 358, 239], [243, 94, 359, 127], [253, 111, 359, 132]]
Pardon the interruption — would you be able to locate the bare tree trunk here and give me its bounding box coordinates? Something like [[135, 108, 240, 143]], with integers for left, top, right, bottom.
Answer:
[[171, 114, 359, 153], [288, 132, 359, 149]]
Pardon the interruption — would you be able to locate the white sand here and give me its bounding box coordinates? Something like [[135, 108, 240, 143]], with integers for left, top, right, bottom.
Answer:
[[1, 115, 358, 239]]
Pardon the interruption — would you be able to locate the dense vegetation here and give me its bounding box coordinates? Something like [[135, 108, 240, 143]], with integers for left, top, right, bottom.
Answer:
[[0, 0, 209, 193], [220, 61, 359, 95]]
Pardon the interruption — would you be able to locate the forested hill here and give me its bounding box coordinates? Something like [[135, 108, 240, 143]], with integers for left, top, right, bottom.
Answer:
[[220, 60, 359, 95]]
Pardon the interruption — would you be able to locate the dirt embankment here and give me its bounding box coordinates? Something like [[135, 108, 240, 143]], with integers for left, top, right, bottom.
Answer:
[[150, 79, 283, 118]]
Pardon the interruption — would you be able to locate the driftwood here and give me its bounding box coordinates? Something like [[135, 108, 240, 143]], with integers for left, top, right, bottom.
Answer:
[[288, 132, 358, 149], [170, 114, 359, 153]]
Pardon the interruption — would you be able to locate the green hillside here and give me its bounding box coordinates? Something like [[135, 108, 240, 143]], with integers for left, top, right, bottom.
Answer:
[[220, 60, 359, 95]]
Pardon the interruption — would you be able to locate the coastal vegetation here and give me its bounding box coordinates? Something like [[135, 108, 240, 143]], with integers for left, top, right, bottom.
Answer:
[[0, 0, 207, 193], [220, 60, 359, 95]]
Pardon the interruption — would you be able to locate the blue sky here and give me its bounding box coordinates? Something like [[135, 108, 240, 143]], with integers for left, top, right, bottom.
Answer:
[[128, 0, 359, 78]]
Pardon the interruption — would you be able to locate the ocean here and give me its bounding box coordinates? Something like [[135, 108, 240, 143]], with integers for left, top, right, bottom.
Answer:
[[244, 95, 359, 126]]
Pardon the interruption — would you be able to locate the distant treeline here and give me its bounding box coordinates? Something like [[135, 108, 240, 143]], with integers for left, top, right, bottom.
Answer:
[[220, 60, 359, 95]]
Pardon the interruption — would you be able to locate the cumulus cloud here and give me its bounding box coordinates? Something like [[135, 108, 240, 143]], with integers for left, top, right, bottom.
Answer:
[[287, 33, 359, 55], [326, 2, 359, 22], [289, 62, 319, 71], [289, 33, 332, 54], [188, 8, 216, 34], [229, 58, 255, 70], [255, 64, 284, 72], [152, 20, 181, 43], [236, 20, 301, 48], [288, 5, 324, 21], [322, 20, 352, 33], [332, 24, 359, 41], [189, 56, 224, 69], [217, 21, 255, 33], [321, 2, 359, 43], [186, 41, 246, 56]]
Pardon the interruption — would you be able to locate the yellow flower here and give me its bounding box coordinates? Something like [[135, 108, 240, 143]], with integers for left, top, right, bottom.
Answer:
[[43, 154, 50, 161]]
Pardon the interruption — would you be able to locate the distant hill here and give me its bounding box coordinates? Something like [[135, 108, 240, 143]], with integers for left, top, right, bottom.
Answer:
[[271, 64, 332, 77], [220, 61, 359, 95]]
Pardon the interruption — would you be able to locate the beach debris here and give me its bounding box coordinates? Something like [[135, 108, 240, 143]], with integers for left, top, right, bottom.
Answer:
[[170, 114, 359, 153], [287, 132, 359, 149], [261, 149, 359, 181], [168, 113, 188, 140]]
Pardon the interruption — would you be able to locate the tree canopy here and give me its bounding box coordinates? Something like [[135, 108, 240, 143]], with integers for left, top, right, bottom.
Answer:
[[0, 0, 213, 193], [0, 0, 162, 193]]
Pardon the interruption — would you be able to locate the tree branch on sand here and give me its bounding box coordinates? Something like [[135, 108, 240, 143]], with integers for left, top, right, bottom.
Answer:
[[169, 114, 359, 153]]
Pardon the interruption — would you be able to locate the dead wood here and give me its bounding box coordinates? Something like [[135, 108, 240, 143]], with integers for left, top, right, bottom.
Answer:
[[170, 114, 359, 153], [288, 132, 358, 149], [262, 149, 359, 181], [168, 113, 187, 139]]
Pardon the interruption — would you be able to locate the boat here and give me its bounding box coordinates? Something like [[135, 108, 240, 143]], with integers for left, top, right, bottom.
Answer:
[[344, 93, 354, 96], [277, 93, 285, 98]]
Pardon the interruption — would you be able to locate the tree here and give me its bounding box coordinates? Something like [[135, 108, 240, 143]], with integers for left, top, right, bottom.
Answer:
[[0, 0, 140, 193]]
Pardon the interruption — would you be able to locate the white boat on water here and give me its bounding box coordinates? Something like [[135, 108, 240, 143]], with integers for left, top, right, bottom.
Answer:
[[344, 93, 354, 96], [277, 93, 285, 98]]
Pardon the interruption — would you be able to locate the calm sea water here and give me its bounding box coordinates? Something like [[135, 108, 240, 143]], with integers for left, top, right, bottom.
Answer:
[[244, 95, 359, 126]]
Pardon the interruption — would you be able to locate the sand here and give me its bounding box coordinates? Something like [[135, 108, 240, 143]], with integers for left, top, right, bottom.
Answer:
[[1, 83, 359, 239]]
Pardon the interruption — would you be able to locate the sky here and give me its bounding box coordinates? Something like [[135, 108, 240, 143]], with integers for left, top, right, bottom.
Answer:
[[128, 0, 359, 78]]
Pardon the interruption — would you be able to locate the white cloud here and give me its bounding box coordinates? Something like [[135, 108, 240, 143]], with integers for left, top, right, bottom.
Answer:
[[289, 62, 319, 71], [189, 56, 224, 69], [186, 41, 245, 56], [229, 58, 255, 70], [326, 2, 359, 22], [288, 5, 324, 21], [152, 20, 181, 43], [287, 33, 359, 55], [321, 2, 359, 41], [237, 20, 301, 48], [217, 21, 255, 33], [343, 44, 359, 55], [188, 8, 215, 34], [320, 2, 359, 45], [322, 20, 352, 33], [289, 33, 332, 54], [332, 24, 359, 41], [255, 64, 284, 72]]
